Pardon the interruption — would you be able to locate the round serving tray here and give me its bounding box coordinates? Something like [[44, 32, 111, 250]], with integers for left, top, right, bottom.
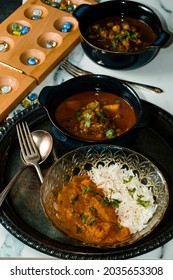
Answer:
[[0, 101, 173, 259]]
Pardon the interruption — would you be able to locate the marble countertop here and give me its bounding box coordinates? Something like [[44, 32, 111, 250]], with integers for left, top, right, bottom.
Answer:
[[0, 0, 173, 259]]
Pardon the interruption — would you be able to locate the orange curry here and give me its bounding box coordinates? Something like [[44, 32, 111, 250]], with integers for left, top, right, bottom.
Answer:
[[55, 175, 130, 245], [55, 91, 136, 141]]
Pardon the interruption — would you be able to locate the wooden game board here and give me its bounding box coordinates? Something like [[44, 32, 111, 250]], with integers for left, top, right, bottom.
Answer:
[[0, 0, 95, 121]]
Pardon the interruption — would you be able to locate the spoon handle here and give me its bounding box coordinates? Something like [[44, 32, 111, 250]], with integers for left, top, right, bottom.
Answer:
[[32, 163, 44, 184], [0, 166, 27, 207], [122, 80, 163, 93]]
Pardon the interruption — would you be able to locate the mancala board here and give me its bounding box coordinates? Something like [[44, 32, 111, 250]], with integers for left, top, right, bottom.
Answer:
[[0, 0, 96, 122]]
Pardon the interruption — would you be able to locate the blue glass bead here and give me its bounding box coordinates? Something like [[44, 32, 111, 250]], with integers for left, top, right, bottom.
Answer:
[[27, 57, 39, 65], [61, 22, 72, 32], [61, 28, 68, 32], [28, 93, 38, 102], [20, 26, 30, 35]]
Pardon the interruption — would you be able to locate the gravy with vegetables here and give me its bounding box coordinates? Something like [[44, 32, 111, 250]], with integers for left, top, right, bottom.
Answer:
[[86, 16, 157, 52], [55, 91, 136, 141], [55, 175, 130, 245]]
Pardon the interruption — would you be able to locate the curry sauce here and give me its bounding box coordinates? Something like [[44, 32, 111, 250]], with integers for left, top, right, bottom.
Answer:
[[55, 175, 130, 245], [55, 91, 136, 141], [86, 16, 157, 52]]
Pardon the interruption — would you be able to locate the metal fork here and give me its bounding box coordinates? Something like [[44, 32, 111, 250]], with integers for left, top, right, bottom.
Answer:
[[16, 122, 44, 183], [60, 59, 163, 94]]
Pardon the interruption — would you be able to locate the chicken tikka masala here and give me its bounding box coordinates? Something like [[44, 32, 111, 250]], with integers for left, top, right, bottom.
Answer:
[[55, 175, 130, 245]]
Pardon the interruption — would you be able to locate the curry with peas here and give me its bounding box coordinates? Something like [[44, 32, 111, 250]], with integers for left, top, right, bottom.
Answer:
[[55, 91, 136, 141], [86, 16, 157, 52]]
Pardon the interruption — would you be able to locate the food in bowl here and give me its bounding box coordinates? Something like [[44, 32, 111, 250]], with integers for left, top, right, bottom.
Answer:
[[72, 1, 170, 69], [88, 163, 157, 234], [39, 74, 144, 146], [55, 175, 130, 245], [40, 145, 169, 247], [86, 16, 157, 52], [55, 91, 136, 141]]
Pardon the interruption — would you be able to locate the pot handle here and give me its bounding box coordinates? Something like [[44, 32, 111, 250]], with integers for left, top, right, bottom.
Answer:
[[134, 103, 154, 129], [151, 31, 170, 47], [72, 4, 92, 21], [38, 86, 50, 107]]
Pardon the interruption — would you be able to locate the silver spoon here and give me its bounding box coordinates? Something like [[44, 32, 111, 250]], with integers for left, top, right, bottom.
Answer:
[[0, 130, 53, 206]]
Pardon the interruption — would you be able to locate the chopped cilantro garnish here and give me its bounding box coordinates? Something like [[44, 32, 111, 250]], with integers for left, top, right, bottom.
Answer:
[[71, 194, 79, 205], [89, 207, 98, 213], [88, 100, 99, 110], [96, 111, 110, 123], [82, 187, 99, 196], [83, 119, 91, 127], [75, 109, 82, 121], [102, 196, 121, 209], [76, 226, 82, 233], [80, 213, 89, 224], [137, 195, 150, 208], [105, 128, 115, 139], [127, 187, 136, 197], [114, 99, 121, 104], [111, 199, 122, 209], [87, 218, 97, 225], [82, 187, 93, 194], [123, 175, 133, 183], [83, 112, 92, 127]]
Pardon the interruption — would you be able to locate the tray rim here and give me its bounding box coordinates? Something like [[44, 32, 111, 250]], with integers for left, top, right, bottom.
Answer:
[[0, 101, 173, 259]]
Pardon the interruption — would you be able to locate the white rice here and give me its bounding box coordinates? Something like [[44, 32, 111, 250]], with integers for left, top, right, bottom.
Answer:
[[88, 163, 157, 234]]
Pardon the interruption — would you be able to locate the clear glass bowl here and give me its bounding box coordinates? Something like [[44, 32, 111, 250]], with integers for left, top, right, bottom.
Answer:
[[40, 145, 169, 248]]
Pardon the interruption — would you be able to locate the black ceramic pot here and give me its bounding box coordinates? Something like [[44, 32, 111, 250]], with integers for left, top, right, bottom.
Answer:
[[39, 74, 148, 149], [72, 1, 170, 70]]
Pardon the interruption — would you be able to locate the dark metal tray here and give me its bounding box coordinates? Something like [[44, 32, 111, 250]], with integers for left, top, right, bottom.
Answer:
[[0, 101, 173, 259]]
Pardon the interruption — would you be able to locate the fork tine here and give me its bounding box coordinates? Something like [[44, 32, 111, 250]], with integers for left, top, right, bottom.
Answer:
[[60, 60, 91, 77], [60, 60, 79, 77], [16, 122, 39, 159], [24, 122, 38, 154], [16, 123, 28, 158], [16, 122, 43, 183]]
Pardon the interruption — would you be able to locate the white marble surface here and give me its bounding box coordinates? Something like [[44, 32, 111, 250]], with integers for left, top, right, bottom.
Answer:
[[0, 0, 173, 259]]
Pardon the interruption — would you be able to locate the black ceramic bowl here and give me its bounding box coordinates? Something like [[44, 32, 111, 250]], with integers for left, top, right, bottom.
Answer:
[[72, 1, 170, 70], [38, 74, 147, 149]]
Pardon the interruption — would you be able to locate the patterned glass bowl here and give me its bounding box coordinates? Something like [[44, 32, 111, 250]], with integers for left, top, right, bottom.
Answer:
[[40, 145, 169, 248]]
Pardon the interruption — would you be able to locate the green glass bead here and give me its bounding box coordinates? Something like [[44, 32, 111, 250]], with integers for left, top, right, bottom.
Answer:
[[11, 22, 22, 31]]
